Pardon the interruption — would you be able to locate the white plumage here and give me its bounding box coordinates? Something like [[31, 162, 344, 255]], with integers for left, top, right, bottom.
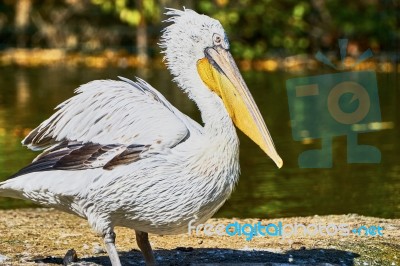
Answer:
[[25, 78, 191, 149], [0, 8, 281, 266]]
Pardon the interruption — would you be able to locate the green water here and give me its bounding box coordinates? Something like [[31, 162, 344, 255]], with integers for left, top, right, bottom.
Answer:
[[0, 66, 399, 218]]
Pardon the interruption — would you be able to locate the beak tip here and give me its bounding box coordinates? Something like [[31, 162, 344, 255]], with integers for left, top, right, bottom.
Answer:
[[273, 156, 283, 169], [263, 147, 283, 169]]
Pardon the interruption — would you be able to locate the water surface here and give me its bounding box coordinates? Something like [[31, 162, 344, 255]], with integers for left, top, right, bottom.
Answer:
[[0, 66, 398, 218]]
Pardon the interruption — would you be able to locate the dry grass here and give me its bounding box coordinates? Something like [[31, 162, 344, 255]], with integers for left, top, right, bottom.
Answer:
[[0, 208, 399, 265]]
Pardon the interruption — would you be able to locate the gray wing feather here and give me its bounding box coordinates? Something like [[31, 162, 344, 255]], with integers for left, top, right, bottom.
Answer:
[[14, 77, 194, 178], [23, 77, 190, 150]]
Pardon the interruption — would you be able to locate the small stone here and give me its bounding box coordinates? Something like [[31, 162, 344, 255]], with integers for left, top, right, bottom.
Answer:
[[198, 240, 203, 244], [93, 245, 106, 254], [63, 249, 78, 265], [0, 254, 9, 263], [21, 252, 30, 257], [82, 244, 89, 250]]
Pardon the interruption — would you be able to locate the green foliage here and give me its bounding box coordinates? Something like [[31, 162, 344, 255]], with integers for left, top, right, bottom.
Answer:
[[0, 0, 397, 58], [91, 0, 160, 26], [195, 0, 399, 58]]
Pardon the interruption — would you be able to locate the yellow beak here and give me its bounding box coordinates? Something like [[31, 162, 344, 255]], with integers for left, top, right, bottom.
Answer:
[[197, 46, 283, 168]]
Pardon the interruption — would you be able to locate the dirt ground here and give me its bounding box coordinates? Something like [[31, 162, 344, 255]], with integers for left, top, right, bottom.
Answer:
[[0, 208, 399, 266]]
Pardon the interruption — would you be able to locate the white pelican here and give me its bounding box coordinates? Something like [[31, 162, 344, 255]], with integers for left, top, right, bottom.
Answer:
[[0, 8, 282, 266]]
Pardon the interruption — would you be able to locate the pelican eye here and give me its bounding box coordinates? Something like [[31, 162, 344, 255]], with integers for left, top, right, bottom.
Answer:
[[213, 34, 222, 46]]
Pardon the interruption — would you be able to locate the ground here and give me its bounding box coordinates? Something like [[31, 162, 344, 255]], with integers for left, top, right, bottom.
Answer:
[[0, 209, 399, 266]]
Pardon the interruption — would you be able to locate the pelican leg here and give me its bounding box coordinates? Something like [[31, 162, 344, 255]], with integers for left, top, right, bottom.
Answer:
[[135, 230, 156, 266], [103, 231, 122, 266]]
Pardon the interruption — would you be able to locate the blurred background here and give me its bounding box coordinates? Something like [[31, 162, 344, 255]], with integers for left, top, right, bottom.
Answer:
[[0, 0, 399, 219], [0, 0, 399, 65]]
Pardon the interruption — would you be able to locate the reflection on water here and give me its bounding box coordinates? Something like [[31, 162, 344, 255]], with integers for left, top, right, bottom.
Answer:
[[0, 66, 399, 218]]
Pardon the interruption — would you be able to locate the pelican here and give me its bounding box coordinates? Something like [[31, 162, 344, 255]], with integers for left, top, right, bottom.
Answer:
[[0, 8, 282, 266]]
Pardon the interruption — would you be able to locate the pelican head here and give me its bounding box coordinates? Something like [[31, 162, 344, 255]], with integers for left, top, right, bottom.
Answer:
[[160, 8, 282, 168]]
